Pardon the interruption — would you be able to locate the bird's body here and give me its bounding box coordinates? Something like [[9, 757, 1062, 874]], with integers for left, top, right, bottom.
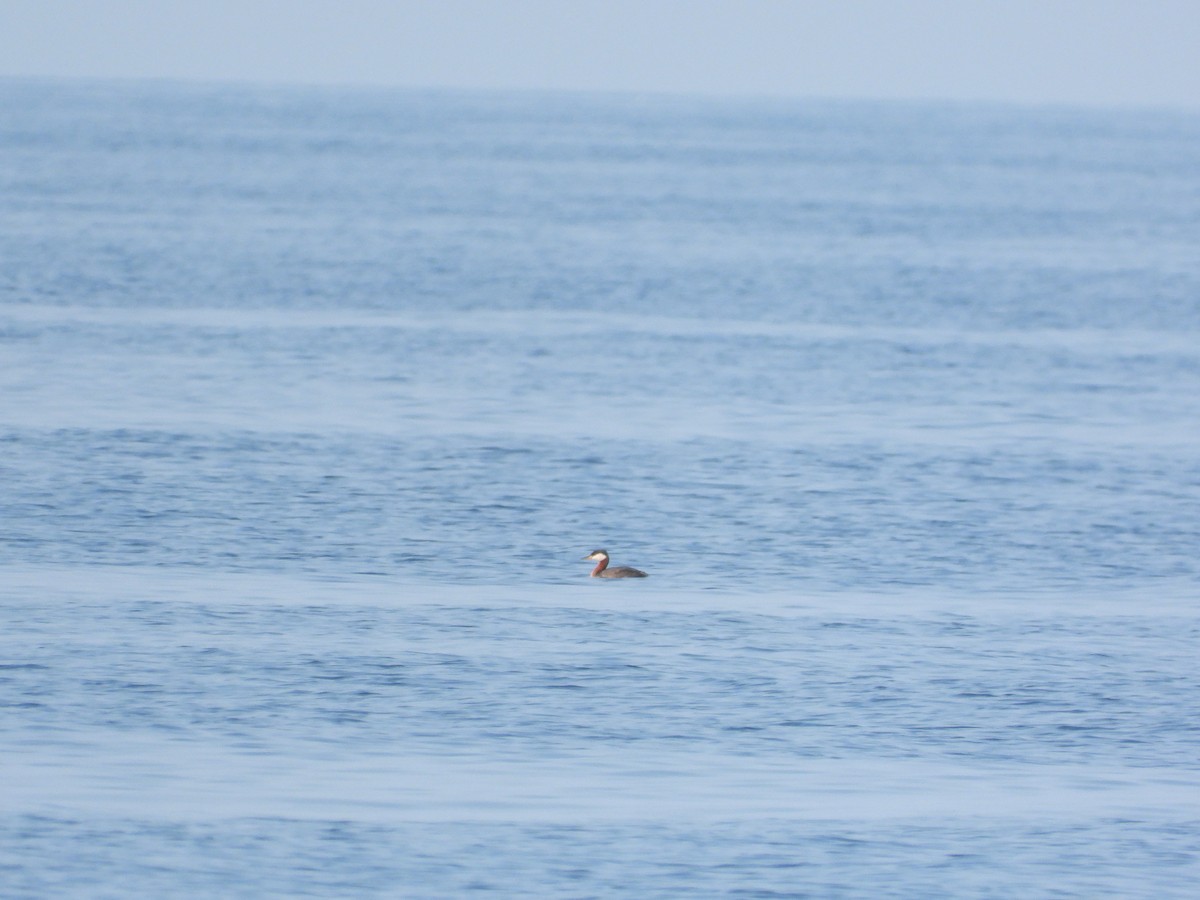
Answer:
[[583, 549, 647, 579]]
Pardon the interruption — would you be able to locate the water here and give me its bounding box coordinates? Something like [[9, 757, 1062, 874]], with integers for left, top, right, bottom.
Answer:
[[2, 78, 1199, 896]]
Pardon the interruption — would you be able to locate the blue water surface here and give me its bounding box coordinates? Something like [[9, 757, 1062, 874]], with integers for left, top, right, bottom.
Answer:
[[1, 78, 1199, 897]]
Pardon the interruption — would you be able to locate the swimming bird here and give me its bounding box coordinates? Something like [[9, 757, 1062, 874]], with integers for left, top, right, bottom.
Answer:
[[583, 549, 648, 579]]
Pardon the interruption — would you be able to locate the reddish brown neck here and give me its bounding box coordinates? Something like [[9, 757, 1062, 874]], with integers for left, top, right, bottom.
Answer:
[[591, 557, 609, 576]]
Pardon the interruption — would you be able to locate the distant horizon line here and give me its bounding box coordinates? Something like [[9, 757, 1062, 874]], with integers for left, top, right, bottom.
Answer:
[[2, 71, 1197, 117]]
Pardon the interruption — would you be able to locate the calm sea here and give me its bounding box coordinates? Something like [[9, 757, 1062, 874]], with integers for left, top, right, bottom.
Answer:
[[1, 78, 1198, 897]]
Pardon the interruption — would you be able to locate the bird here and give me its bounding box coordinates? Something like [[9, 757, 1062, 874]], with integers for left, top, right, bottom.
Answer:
[[582, 549, 648, 579]]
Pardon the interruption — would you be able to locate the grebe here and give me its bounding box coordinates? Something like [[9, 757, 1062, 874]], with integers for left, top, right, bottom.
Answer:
[[583, 549, 648, 579]]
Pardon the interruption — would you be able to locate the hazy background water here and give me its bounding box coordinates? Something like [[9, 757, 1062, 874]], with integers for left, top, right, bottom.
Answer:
[[2, 78, 1199, 896]]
